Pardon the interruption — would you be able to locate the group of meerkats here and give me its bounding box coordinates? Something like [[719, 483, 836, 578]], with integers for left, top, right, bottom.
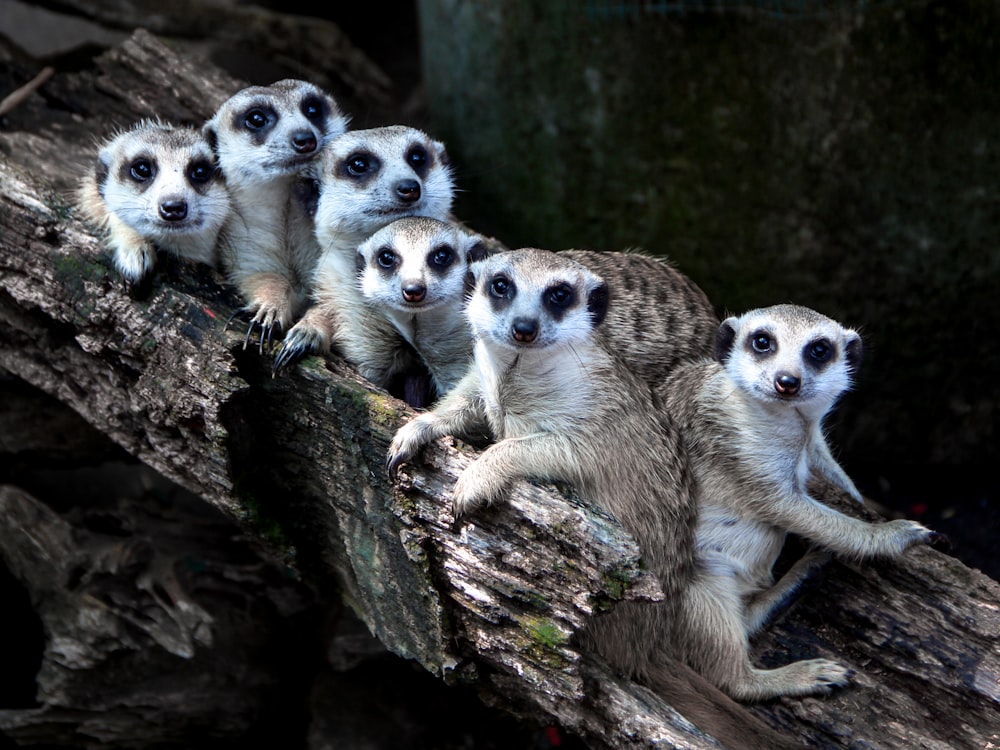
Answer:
[[77, 77, 945, 730]]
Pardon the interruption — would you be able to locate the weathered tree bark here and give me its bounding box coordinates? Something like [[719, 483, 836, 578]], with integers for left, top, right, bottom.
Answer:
[[0, 26, 998, 750]]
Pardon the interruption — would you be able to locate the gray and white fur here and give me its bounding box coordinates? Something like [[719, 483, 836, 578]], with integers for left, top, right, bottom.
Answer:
[[273, 125, 455, 380], [562, 248, 719, 384], [386, 250, 806, 749], [76, 118, 231, 295], [660, 303, 946, 702], [204, 79, 348, 349], [356, 217, 493, 400]]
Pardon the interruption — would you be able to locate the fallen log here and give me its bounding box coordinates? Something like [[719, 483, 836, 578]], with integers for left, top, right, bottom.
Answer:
[[0, 27, 997, 750]]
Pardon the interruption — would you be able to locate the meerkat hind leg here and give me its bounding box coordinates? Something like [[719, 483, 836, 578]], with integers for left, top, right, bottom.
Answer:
[[744, 547, 832, 636], [681, 570, 851, 702]]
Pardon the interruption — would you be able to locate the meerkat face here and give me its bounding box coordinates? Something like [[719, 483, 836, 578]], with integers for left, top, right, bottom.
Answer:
[[716, 303, 863, 412], [203, 79, 348, 182], [465, 248, 609, 352], [314, 125, 455, 237], [95, 121, 230, 240], [358, 217, 490, 313]]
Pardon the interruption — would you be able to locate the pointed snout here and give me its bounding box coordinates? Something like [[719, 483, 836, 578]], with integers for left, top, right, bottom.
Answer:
[[774, 372, 801, 396], [511, 317, 538, 344], [159, 199, 188, 222], [401, 282, 426, 304], [291, 130, 318, 154], [395, 179, 421, 203]]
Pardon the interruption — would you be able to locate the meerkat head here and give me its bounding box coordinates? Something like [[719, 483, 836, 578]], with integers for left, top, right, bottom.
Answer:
[[716, 303, 862, 416], [203, 79, 348, 184], [357, 217, 491, 313], [313, 125, 455, 239], [94, 119, 231, 241], [465, 248, 610, 352]]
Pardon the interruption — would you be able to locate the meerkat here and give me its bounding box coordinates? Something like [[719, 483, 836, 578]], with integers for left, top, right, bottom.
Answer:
[[203, 78, 349, 349], [272, 125, 456, 384], [386, 250, 807, 749], [562, 248, 720, 384], [355, 217, 493, 400], [76, 118, 231, 296], [659, 303, 947, 703]]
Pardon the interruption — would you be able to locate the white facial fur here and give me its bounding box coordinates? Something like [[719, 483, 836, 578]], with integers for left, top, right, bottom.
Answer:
[[314, 125, 455, 243], [358, 217, 487, 313], [719, 303, 861, 421], [465, 249, 608, 353], [96, 121, 231, 247], [204, 79, 348, 185]]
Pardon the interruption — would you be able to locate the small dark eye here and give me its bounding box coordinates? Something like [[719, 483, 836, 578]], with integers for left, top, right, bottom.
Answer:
[[244, 109, 268, 130], [301, 96, 324, 121], [808, 339, 833, 363], [377, 248, 396, 269], [188, 161, 214, 184], [490, 276, 510, 298], [430, 245, 454, 268], [751, 332, 773, 354], [347, 155, 369, 176], [129, 159, 154, 182], [407, 146, 428, 169], [547, 283, 574, 308]]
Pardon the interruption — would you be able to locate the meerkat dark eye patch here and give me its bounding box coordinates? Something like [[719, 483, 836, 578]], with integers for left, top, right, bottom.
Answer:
[[242, 106, 274, 131], [543, 282, 576, 320], [376, 247, 398, 272], [427, 244, 455, 273], [187, 160, 216, 186], [488, 275, 514, 308], [749, 330, 775, 356], [343, 152, 380, 182], [300, 95, 327, 122], [804, 337, 835, 368], [405, 144, 430, 177], [127, 158, 155, 183]]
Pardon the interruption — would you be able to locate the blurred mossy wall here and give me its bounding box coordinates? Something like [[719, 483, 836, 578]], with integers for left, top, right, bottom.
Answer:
[[418, 0, 999, 485]]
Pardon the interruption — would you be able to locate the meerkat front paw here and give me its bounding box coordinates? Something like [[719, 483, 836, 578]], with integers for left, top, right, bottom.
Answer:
[[272, 320, 323, 374], [387, 417, 438, 481], [801, 658, 854, 694], [882, 519, 949, 554], [450, 459, 508, 517]]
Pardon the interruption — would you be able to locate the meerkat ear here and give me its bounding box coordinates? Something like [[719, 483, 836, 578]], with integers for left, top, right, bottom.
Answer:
[[715, 320, 738, 363], [355, 249, 366, 276], [466, 240, 490, 264], [845, 331, 863, 372], [587, 281, 610, 327], [435, 140, 451, 167], [202, 122, 219, 157], [94, 148, 112, 196]]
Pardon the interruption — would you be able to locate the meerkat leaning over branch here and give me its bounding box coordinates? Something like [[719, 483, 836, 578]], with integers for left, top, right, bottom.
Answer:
[[659, 303, 948, 702], [355, 217, 494, 402], [386, 250, 808, 749], [204, 78, 348, 351], [76, 119, 231, 297], [272, 126, 456, 382]]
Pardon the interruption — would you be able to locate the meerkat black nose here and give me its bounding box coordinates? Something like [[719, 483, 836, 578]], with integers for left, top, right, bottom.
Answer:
[[774, 372, 801, 396], [511, 318, 538, 343], [402, 283, 426, 303], [159, 199, 188, 221], [291, 131, 318, 154], [396, 179, 421, 203]]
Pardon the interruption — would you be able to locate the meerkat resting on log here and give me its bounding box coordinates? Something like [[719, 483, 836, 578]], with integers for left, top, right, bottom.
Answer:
[[659, 303, 948, 702], [76, 119, 231, 297], [355, 217, 493, 402], [204, 79, 348, 350], [272, 126, 456, 382], [386, 250, 813, 749]]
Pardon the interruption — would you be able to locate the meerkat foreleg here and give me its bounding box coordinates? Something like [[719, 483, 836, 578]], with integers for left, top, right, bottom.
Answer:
[[810, 435, 864, 503], [449, 432, 578, 516], [767, 490, 942, 560], [387, 373, 486, 480], [105, 214, 156, 293]]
